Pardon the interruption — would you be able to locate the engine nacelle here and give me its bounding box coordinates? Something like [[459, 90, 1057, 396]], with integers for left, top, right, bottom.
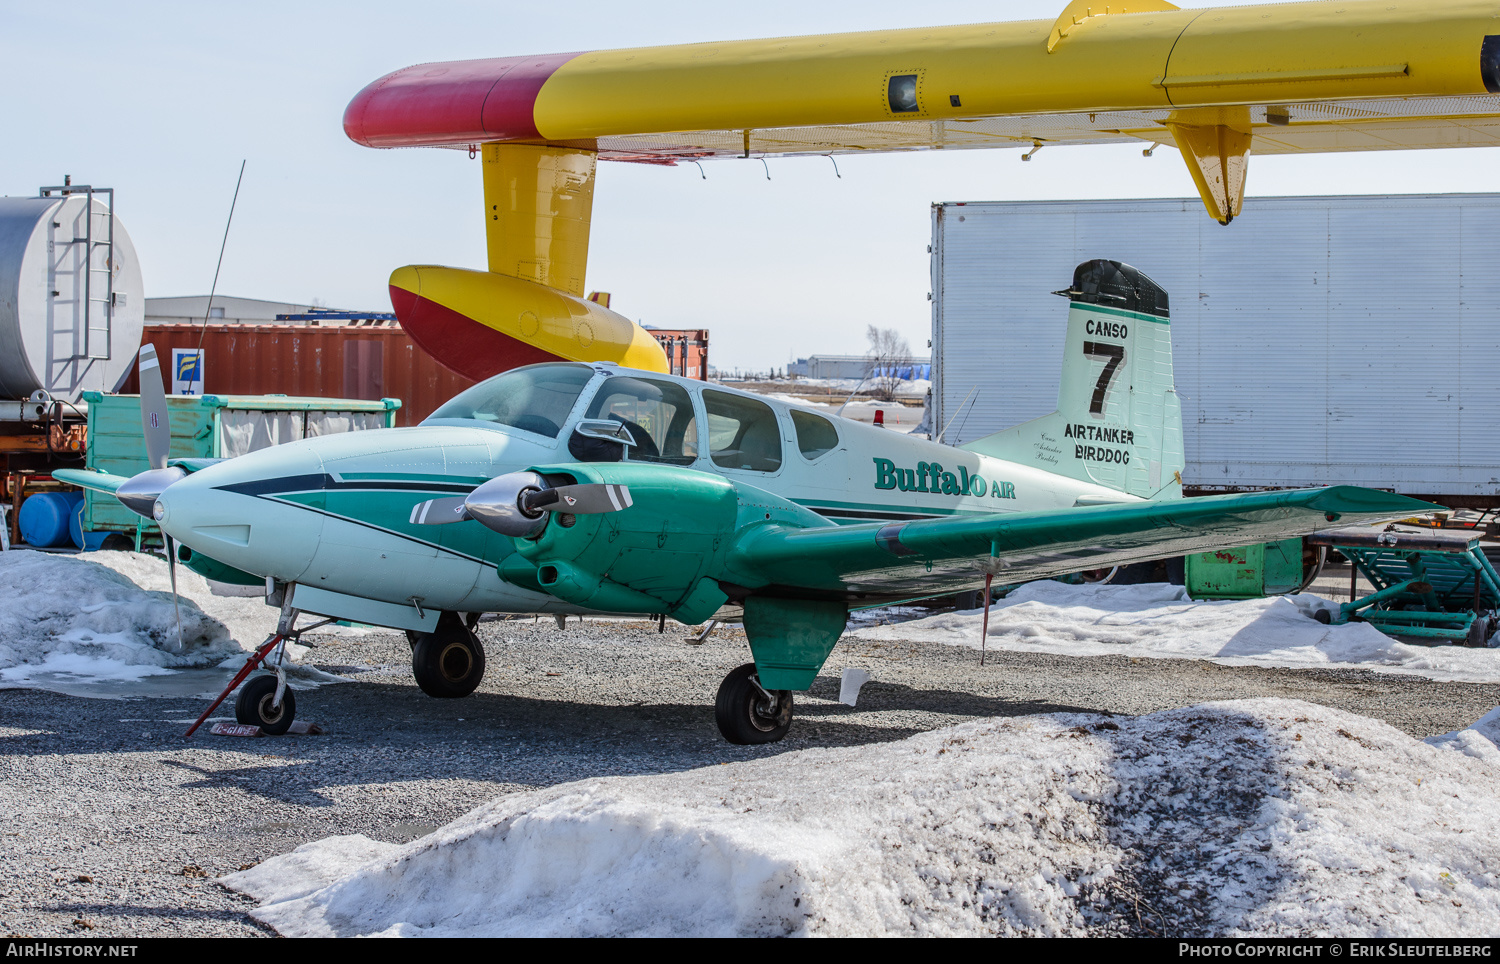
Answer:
[[513, 462, 741, 623]]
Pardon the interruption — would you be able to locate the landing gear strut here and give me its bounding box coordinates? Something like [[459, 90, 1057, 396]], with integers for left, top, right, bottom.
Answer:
[[714, 663, 793, 744], [408, 612, 486, 698]]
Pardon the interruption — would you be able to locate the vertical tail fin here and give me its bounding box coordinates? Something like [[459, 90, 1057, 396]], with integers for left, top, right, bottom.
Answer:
[[961, 260, 1184, 500]]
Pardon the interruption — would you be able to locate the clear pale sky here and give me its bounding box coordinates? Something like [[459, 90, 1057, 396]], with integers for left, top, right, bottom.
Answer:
[[4, 1, 1496, 370]]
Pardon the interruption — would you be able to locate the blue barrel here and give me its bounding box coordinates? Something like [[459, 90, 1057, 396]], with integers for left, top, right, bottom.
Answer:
[[19, 492, 84, 548], [68, 500, 110, 551]]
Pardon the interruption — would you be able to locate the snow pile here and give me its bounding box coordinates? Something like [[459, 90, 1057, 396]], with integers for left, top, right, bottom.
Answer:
[[225, 699, 1500, 937], [0, 549, 245, 678], [0, 550, 343, 694], [772, 377, 931, 398], [1426, 706, 1500, 764], [852, 581, 1500, 683], [83, 550, 283, 645]]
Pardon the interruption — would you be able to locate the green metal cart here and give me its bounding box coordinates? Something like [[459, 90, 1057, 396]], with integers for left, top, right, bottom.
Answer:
[[1307, 527, 1500, 646]]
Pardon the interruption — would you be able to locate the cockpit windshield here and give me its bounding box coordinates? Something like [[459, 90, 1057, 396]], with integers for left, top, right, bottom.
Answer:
[[424, 363, 595, 438]]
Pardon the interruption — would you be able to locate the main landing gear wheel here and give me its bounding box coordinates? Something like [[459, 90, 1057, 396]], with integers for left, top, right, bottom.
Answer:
[[714, 663, 793, 745], [410, 612, 486, 698], [235, 675, 296, 735]]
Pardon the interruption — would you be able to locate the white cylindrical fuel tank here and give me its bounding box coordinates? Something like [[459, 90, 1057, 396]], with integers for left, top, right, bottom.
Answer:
[[0, 193, 144, 402]]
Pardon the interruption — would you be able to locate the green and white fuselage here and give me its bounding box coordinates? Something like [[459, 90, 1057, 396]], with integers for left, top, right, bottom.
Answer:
[[148, 378, 1117, 613], [143, 282, 1179, 624]]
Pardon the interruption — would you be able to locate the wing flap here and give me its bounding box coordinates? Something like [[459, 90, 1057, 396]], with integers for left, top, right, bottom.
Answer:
[[729, 486, 1441, 600]]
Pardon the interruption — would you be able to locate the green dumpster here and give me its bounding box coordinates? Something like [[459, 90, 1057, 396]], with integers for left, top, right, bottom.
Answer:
[[1186, 537, 1306, 600]]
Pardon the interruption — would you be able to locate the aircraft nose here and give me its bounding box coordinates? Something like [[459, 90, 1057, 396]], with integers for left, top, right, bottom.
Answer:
[[153, 457, 326, 584]]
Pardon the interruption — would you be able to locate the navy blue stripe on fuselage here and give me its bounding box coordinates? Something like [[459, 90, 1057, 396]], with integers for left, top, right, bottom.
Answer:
[[212, 474, 491, 565], [214, 474, 476, 498], [809, 507, 943, 522]]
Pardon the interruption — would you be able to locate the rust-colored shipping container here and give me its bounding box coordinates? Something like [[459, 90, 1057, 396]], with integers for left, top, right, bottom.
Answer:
[[123, 324, 476, 426], [649, 329, 709, 379]]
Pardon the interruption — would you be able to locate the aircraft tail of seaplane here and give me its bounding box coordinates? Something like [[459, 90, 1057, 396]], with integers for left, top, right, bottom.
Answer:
[[57, 259, 1437, 744]]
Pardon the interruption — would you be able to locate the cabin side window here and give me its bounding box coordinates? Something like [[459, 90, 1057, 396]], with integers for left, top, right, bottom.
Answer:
[[704, 390, 783, 473], [791, 409, 839, 460], [577, 376, 698, 465]]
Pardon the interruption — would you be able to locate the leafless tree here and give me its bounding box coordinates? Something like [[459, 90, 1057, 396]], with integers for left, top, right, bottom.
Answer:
[[865, 325, 912, 402]]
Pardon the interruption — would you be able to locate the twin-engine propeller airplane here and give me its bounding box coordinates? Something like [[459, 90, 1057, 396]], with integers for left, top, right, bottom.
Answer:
[[59, 261, 1436, 744], [345, 0, 1500, 379]]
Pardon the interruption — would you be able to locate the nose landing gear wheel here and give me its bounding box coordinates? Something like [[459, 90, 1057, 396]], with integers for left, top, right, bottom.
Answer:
[[714, 662, 793, 745], [411, 613, 487, 698], [235, 674, 296, 735]]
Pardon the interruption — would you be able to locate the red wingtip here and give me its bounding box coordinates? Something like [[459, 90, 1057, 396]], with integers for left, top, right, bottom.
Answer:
[[344, 52, 585, 149]]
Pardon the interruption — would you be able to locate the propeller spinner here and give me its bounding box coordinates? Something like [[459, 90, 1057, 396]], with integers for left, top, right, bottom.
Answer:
[[410, 471, 633, 538]]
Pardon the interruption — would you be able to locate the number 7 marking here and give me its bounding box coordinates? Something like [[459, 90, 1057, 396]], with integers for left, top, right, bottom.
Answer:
[[1082, 341, 1125, 414]]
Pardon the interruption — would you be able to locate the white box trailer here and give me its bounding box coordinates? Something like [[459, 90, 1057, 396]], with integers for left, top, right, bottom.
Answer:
[[930, 194, 1500, 508]]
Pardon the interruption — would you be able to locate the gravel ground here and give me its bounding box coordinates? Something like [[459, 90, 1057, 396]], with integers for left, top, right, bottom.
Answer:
[[3, 614, 1498, 937]]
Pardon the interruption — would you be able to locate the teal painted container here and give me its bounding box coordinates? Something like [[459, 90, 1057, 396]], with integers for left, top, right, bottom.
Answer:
[[1186, 537, 1306, 600], [79, 392, 401, 546]]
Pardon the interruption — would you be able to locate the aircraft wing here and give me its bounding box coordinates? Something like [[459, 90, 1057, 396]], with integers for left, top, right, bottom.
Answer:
[[724, 485, 1440, 601], [54, 468, 129, 495], [55, 460, 224, 498], [345, 0, 1500, 222]]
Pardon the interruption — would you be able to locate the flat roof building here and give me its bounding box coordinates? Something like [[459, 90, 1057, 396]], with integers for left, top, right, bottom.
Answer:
[[145, 295, 392, 326]]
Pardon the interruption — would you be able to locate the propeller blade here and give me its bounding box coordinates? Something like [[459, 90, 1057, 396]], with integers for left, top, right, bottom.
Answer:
[[138, 344, 171, 471], [410, 496, 471, 525], [525, 483, 633, 515], [166, 535, 184, 653]]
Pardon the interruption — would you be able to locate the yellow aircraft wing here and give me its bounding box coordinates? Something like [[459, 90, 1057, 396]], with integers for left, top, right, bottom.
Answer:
[[347, 0, 1500, 223], [345, 0, 1499, 377]]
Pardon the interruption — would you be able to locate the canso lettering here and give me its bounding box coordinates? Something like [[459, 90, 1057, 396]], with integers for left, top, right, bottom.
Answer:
[[1084, 319, 1128, 339]]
